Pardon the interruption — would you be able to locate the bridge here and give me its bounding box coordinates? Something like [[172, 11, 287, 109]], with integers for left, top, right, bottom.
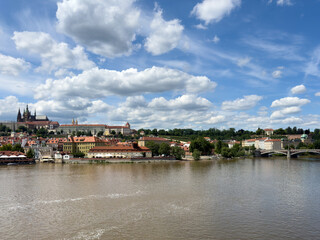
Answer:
[[258, 149, 320, 160]]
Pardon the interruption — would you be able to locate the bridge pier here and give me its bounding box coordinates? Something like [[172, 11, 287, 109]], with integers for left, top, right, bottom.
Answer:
[[287, 149, 291, 160]]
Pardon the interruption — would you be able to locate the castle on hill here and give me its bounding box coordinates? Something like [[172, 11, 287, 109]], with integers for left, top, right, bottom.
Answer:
[[17, 105, 48, 122]]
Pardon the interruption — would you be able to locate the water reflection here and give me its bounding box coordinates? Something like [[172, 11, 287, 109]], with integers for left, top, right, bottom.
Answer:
[[0, 159, 320, 240]]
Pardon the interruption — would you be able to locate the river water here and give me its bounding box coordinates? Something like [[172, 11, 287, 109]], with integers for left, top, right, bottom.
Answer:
[[1, 158, 320, 240]]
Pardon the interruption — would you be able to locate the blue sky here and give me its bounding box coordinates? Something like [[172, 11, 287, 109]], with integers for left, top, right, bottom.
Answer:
[[0, 0, 320, 130]]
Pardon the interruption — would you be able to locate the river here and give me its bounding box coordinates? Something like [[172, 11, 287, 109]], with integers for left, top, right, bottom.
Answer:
[[1, 158, 320, 240]]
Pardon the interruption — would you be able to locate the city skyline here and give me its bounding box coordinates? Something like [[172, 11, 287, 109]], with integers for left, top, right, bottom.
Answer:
[[0, 0, 320, 130]]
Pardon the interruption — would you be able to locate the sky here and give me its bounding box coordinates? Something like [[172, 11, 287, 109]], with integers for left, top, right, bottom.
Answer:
[[0, 0, 320, 130]]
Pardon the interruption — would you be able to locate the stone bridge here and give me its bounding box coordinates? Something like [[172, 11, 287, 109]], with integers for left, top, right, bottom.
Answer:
[[259, 149, 320, 159]]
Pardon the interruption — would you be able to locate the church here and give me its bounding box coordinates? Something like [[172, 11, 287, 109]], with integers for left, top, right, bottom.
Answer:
[[17, 105, 49, 122]]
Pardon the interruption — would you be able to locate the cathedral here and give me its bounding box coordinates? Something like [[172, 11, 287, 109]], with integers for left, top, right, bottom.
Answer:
[[17, 105, 48, 122]]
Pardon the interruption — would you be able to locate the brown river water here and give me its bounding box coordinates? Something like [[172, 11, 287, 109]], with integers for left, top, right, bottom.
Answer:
[[1, 158, 320, 240]]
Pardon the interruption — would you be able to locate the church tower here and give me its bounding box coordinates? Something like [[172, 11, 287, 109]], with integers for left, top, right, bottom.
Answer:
[[17, 108, 22, 122]]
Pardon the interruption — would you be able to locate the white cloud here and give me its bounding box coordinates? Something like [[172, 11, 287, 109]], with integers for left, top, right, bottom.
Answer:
[[35, 66, 217, 100], [194, 23, 207, 30], [107, 95, 223, 129], [144, 9, 184, 55], [315, 92, 320, 97], [0, 53, 30, 76], [271, 97, 310, 108], [56, 0, 140, 58], [0, 96, 26, 119], [305, 46, 320, 77], [212, 35, 220, 44], [191, 0, 241, 25], [148, 94, 212, 111], [12, 31, 95, 73], [272, 70, 282, 78], [270, 106, 301, 119], [221, 95, 262, 111], [290, 84, 306, 95], [276, 0, 293, 6], [237, 57, 251, 67]]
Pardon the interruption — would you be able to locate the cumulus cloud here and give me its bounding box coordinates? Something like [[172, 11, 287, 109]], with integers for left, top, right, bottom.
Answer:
[[191, 0, 241, 25], [35, 66, 217, 100], [0, 96, 26, 119], [12, 31, 95, 73], [270, 106, 301, 119], [148, 94, 212, 111], [271, 97, 310, 108], [290, 84, 306, 95], [221, 95, 262, 111], [108, 95, 222, 129], [0, 53, 30, 76], [315, 92, 320, 97], [56, 0, 140, 58], [144, 9, 184, 55]]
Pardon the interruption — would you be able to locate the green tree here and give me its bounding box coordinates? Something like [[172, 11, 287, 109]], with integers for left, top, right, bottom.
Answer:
[[12, 144, 24, 152], [159, 143, 171, 156], [97, 131, 104, 137], [26, 148, 34, 158], [145, 141, 160, 156], [171, 146, 185, 160], [314, 140, 320, 149], [192, 149, 201, 161], [190, 137, 213, 155], [0, 144, 12, 151], [256, 128, 264, 135]]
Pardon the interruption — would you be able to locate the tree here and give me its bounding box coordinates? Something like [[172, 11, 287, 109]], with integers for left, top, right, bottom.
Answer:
[[145, 141, 160, 156], [0, 144, 12, 151], [159, 143, 171, 156], [190, 137, 213, 155], [26, 148, 34, 158], [171, 146, 185, 160], [111, 130, 116, 135], [12, 144, 24, 152], [256, 128, 264, 135], [73, 152, 85, 158], [192, 149, 201, 161], [314, 140, 320, 149], [17, 126, 27, 132], [97, 131, 104, 137], [36, 128, 48, 137]]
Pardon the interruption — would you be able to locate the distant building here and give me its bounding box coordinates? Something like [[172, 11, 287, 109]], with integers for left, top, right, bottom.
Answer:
[[138, 137, 170, 147], [88, 142, 152, 158], [264, 129, 274, 136], [63, 136, 107, 155], [264, 139, 282, 150], [58, 120, 131, 136], [17, 105, 48, 122]]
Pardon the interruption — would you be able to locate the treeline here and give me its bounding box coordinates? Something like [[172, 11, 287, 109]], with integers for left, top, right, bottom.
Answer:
[[145, 142, 185, 160], [138, 127, 314, 141], [189, 137, 255, 160]]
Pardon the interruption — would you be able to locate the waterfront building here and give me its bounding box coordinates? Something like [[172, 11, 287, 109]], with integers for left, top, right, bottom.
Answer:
[[264, 139, 282, 150], [63, 136, 107, 155], [87, 143, 152, 158]]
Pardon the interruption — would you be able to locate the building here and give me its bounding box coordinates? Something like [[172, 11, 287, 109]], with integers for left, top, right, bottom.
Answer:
[[58, 121, 132, 136], [104, 122, 131, 135], [0, 106, 59, 132], [137, 137, 170, 147], [63, 136, 107, 155], [87, 143, 152, 158], [17, 105, 49, 122], [264, 129, 274, 136], [264, 139, 282, 150], [242, 139, 256, 147]]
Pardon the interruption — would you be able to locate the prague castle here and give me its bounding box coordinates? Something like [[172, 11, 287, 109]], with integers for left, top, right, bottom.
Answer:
[[17, 105, 49, 122]]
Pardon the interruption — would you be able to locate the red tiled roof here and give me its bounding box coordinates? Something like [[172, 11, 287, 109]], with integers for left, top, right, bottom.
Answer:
[[265, 139, 281, 142], [264, 129, 274, 131]]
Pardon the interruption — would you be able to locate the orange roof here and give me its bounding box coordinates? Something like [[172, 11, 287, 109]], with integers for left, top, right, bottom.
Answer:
[[89, 144, 151, 153], [264, 129, 274, 131], [265, 139, 281, 142], [68, 136, 105, 143]]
